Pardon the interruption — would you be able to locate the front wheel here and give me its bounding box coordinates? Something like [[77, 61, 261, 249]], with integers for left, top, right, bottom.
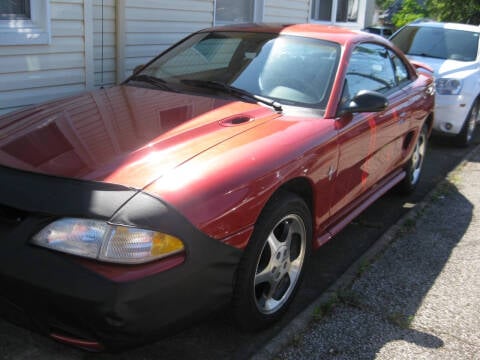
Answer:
[[232, 192, 312, 330], [397, 124, 428, 195], [455, 99, 479, 147]]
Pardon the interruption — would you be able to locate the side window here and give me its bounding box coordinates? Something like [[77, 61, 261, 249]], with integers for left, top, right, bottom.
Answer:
[[344, 43, 396, 99], [389, 50, 410, 84]]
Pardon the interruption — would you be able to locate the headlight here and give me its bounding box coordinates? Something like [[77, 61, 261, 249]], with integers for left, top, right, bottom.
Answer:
[[435, 78, 462, 95], [31, 218, 185, 264]]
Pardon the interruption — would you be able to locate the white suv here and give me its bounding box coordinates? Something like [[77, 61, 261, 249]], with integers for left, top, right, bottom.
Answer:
[[391, 21, 480, 146]]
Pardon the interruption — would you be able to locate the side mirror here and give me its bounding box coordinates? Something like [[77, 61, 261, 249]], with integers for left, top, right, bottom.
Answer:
[[340, 90, 388, 114]]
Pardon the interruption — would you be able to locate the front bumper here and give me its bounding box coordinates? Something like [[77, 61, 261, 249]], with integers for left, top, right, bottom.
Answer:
[[0, 166, 242, 350], [433, 94, 472, 135]]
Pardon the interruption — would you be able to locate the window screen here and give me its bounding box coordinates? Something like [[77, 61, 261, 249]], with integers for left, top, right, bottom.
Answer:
[[215, 0, 254, 24], [0, 0, 30, 20]]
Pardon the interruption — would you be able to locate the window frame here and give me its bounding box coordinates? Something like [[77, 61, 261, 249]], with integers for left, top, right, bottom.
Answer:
[[310, 0, 362, 26], [0, 0, 50, 45], [213, 0, 264, 26]]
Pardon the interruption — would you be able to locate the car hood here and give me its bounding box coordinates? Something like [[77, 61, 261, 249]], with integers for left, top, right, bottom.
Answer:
[[407, 55, 478, 78], [0, 85, 280, 189]]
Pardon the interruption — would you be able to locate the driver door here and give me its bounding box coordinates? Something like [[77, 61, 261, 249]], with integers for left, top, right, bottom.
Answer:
[[331, 42, 410, 217]]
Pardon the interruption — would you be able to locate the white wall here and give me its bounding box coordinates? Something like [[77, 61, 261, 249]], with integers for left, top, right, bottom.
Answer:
[[0, 0, 375, 115], [264, 0, 309, 23], [121, 0, 213, 79], [0, 0, 93, 115]]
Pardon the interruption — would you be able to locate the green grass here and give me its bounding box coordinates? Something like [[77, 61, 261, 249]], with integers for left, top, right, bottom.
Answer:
[[387, 312, 414, 329], [357, 258, 372, 277], [312, 293, 339, 321]]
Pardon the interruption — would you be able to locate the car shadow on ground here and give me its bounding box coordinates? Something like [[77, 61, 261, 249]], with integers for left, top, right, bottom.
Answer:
[[277, 174, 474, 359]]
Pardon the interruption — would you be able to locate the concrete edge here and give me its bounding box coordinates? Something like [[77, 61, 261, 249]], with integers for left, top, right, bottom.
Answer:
[[250, 142, 480, 360]]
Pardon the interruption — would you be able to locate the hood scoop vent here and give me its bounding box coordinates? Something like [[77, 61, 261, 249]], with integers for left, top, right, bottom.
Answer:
[[219, 115, 253, 127]]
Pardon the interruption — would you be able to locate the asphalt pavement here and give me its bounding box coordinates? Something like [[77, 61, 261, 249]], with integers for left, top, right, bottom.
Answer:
[[254, 143, 480, 359]]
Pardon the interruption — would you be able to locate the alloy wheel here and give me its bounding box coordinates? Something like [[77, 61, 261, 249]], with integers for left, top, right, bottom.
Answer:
[[253, 214, 307, 315], [410, 128, 427, 185]]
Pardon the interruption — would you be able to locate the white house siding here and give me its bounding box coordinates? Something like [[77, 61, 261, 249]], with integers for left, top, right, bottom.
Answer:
[[264, 0, 374, 29], [263, 0, 309, 23], [363, 0, 375, 28], [0, 0, 94, 115], [122, 0, 213, 80], [0, 0, 376, 115], [94, 0, 116, 87]]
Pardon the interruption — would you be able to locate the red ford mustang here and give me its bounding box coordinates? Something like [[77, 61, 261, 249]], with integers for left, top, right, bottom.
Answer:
[[0, 24, 434, 350]]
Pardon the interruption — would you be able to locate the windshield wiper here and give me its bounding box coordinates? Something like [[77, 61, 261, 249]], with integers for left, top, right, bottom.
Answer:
[[128, 74, 173, 91], [181, 79, 282, 112]]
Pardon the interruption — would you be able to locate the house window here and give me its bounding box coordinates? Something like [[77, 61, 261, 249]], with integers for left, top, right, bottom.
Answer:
[[0, 0, 30, 20], [311, 0, 359, 23], [214, 0, 263, 25], [0, 0, 50, 45], [311, 0, 332, 21]]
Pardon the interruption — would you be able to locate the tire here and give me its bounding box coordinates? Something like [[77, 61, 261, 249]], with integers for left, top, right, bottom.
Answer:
[[232, 192, 312, 330], [455, 99, 479, 147], [398, 124, 428, 195]]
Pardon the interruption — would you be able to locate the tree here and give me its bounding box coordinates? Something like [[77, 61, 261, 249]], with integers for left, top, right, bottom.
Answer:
[[376, 0, 396, 10], [378, 0, 479, 28], [392, 0, 429, 27], [427, 0, 480, 24]]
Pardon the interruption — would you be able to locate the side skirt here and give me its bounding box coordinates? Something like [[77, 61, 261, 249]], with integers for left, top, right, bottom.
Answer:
[[313, 169, 406, 250]]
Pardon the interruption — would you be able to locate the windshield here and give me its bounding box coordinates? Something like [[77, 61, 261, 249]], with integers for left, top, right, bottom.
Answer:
[[391, 26, 479, 61], [131, 31, 340, 109]]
